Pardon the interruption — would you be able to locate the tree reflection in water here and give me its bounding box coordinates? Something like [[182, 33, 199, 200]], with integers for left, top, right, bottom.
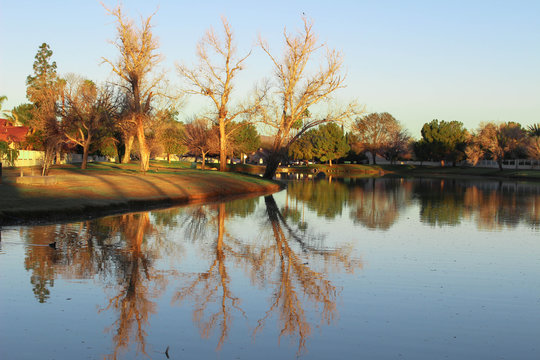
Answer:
[[348, 178, 412, 229], [415, 179, 465, 227], [462, 182, 540, 230], [98, 213, 166, 360], [172, 195, 361, 355], [22, 213, 179, 359], [285, 177, 540, 231], [173, 203, 247, 349], [19, 177, 539, 358], [24, 226, 62, 303], [256, 195, 361, 354], [411, 179, 540, 229]]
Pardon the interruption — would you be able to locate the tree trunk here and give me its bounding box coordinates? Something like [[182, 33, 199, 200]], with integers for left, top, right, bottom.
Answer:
[[498, 158, 503, 171], [81, 137, 91, 170], [372, 152, 377, 165], [219, 122, 227, 172], [263, 133, 286, 179], [42, 145, 55, 176], [136, 123, 150, 172], [263, 152, 281, 179], [201, 151, 206, 170], [122, 135, 134, 164], [329, 159, 333, 166], [55, 149, 61, 165], [167, 153, 171, 163]]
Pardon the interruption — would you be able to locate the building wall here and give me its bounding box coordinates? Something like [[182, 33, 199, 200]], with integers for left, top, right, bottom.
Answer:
[[1, 150, 108, 167]]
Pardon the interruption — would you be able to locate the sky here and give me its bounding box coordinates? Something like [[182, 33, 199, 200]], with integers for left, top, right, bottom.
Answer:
[[1, 0, 539, 137]]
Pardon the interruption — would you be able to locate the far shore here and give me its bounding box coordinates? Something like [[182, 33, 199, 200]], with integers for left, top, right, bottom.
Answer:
[[230, 163, 540, 181], [0, 162, 283, 226]]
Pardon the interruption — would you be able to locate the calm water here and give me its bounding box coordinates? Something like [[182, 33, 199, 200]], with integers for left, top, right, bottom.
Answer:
[[1, 177, 539, 359]]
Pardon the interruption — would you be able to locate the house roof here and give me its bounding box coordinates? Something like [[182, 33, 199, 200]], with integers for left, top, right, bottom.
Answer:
[[0, 118, 29, 143]]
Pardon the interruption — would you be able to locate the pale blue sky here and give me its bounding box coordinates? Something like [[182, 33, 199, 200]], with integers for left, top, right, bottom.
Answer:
[[1, 0, 539, 136]]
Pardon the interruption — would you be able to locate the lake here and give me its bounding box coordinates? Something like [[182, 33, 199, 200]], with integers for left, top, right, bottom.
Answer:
[[1, 177, 539, 359]]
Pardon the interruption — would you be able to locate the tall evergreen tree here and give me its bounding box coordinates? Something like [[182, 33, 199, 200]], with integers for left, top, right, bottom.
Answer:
[[311, 123, 350, 166], [420, 119, 468, 165], [26, 42, 63, 175], [230, 122, 261, 163]]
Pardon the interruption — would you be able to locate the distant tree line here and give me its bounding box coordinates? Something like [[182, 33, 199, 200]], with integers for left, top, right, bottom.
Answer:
[[286, 113, 539, 169]]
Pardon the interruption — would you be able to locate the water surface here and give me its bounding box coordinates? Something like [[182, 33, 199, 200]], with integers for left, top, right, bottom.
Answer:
[[1, 177, 539, 359]]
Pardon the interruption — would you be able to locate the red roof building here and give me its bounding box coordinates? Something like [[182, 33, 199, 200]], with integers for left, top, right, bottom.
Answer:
[[0, 118, 29, 143]]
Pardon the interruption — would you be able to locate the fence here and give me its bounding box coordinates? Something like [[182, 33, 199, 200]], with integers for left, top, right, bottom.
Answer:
[[365, 157, 540, 170]]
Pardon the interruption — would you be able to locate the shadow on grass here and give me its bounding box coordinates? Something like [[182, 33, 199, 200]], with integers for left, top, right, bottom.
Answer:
[[0, 169, 281, 226]]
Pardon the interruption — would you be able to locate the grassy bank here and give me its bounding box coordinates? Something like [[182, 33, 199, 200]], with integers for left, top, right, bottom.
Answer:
[[230, 163, 383, 175], [0, 161, 282, 225]]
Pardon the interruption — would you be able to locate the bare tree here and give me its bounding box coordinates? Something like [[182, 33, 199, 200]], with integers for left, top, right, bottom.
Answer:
[[177, 17, 260, 172], [383, 129, 411, 164], [352, 112, 401, 165], [182, 119, 218, 170], [257, 18, 360, 178], [61, 76, 116, 169], [102, 4, 164, 172]]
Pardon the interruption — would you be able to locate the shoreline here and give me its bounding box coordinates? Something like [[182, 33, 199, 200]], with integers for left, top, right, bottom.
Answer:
[[231, 163, 540, 182], [2, 161, 539, 226], [0, 165, 284, 226]]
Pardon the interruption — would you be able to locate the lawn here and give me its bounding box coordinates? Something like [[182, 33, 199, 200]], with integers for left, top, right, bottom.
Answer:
[[0, 161, 282, 225]]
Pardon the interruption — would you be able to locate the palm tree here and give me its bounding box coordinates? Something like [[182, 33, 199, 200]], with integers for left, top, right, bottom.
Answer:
[[0, 95, 7, 113], [527, 123, 540, 137]]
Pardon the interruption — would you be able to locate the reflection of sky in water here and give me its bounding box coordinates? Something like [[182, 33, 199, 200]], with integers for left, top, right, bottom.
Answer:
[[0, 178, 539, 359]]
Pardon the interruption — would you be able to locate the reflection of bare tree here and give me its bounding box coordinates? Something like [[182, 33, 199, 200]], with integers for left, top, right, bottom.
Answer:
[[255, 195, 361, 354], [173, 203, 245, 349], [20, 193, 365, 356], [173, 196, 361, 354], [99, 212, 167, 360], [21, 212, 176, 359]]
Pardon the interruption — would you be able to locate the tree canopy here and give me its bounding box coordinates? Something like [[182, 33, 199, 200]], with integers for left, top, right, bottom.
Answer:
[[418, 119, 468, 165], [310, 123, 349, 165], [466, 121, 526, 170], [103, 4, 164, 172], [257, 18, 359, 178], [353, 112, 402, 164], [229, 122, 260, 161], [25, 42, 63, 175], [177, 18, 259, 171]]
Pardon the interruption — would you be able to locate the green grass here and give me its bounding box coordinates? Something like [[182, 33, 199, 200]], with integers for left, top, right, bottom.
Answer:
[[0, 160, 283, 225], [84, 161, 540, 181], [54, 160, 194, 174]]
